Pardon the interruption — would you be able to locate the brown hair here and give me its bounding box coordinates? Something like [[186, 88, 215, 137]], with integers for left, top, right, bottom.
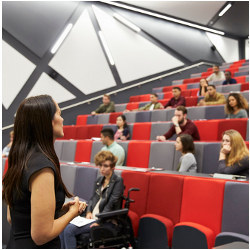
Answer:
[[176, 105, 187, 115], [225, 93, 249, 114], [2, 95, 72, 207], [178, 134, 195, 154], [94, 151, 118, 168], [103, 94, 111, 100]]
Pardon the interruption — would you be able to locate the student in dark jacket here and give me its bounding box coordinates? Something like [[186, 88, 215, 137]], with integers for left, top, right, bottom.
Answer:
[[222, 71, 237, 85], [164, 87, 186, 109], [60, 151, 124, 249], [91, 94, 115, 115]]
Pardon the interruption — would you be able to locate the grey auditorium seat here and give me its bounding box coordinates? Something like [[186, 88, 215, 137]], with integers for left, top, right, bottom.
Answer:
[[221, 84, 241, 93], [187, 83, 199, 89], [234, 71, 249, 77], [60, 140, 77, 162], [117, 141, 129, 165], [136, 111, 152, 123], [215, 182, 249, 246], [166, 109, 175, 121], [115, 103, 127, 112], [187, 106, 206, 120], [151, 109, 168, 122], [54, 140, 66, 160], [204, 105, 225, 120], [242, 91, 249, 101], [124, 112, 137, 123], [87, 115, 98, 124], [90, 141, 103, 163], [152, 87, 163, 93], [60, 164, 77, 194], [97, 114, 110, 124], [150, 122, 172, 140]]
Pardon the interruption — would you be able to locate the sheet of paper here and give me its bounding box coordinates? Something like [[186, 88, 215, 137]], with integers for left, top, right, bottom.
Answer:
[[70, 216, 96, 227]]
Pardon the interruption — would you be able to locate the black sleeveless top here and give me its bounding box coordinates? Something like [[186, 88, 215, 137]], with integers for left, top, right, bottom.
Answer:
[[7, 150, 65, 249]]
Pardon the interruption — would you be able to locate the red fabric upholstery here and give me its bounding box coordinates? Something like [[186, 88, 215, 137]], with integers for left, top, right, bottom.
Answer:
[[180, 89, 192, 97], [190, 88, 199, 96], [87, 124, 103, 138], [185, 96, 198, 107], [180, 177, 226, 237], [162, 85, 187, 92], [183, 77, 202, 84], [158, 99, 169, 107], [121, 170, 150, 217], [194, 120, 220, 141], [126, 102, 139, 111], [201, 72, 211, 78], [109, 112, 123, 124], [174, 222, 215, 249], [126, 141, 151, 168], [75, 126, 89, 140], [74, 140, 93, 162], [245, 141, 249, 148], [146, 173, 184, 226], [217, 118, 248, 140], [163, 92, 173, 99], [128, 210, 140, 237], [140, 94, 151, 102], [132, 122, 152, 140], [140, 214, 174, 245], [129, 96, 140, 102], [62, 125, 76, 139], [76, 115, 88, 125], [3, 158, 8, 177], [235, 76, 246, 83], [241, 83, 249, 91]]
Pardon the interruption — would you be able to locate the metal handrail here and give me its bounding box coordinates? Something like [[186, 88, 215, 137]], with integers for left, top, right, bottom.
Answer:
[[2, 61, 213, 131]]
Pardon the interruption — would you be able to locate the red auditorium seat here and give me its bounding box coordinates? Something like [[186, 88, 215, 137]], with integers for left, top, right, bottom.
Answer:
[[3, 158, 8, 177], [87, 124, 103, 138], [158, 99, 169, 107], [62, 125, 77, 139], [185, 96, 198, 107], [183, 77, 202, 84], [109, 112, 123, 124], [129, 96, 140, 102], [140, 94, 151, 102], [126, 141, 152, 168], [163, 92, 172, 99], [201, 72, 211, 78], [74, 140, 93, 163], [245, 141, 249, 148], [162, 85, 187, 93], [75, 126, 89, 140], [76, 115, 88, 125], [181, 89, 192, 97], [190, 88, 199, 96], [194, 120, 220, 141], [235, 76, 246, 83], [132, 122, 152, 140], [172, 177, 226, 249], [126, 102, 139, 111], [241, 82, 249, 91]]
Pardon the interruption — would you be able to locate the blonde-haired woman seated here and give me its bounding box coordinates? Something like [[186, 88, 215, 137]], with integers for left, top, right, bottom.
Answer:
[[218, 129, 249, 178], [225, 93, 248, 119]]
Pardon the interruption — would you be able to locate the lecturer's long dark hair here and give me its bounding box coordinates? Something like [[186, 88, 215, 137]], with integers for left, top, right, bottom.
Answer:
[[2, 95, 72, 207]]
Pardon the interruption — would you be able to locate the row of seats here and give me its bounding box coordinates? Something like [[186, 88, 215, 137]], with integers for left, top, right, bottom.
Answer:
[[67, 118, 249, 141], [54, 138, 249, 174], [59, 163, 249, 248]]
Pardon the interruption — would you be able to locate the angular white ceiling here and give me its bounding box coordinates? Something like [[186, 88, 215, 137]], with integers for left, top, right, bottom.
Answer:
[[49, 9, 116, 95], [2, 40, 36, 109], [93, 5, 184, 83], [27, 73, 76, 104]]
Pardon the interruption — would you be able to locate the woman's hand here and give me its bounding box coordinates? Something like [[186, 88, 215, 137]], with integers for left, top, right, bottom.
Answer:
[[86, 212, 93, 219], [68, 196, 81, 217], [90, 222, 99, 228], [221, 145, 231, 155], [120, 135, 126, 141]]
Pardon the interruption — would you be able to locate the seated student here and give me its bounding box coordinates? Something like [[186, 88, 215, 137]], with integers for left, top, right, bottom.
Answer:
[[100, 128, 125, 166], [164, 87, 186, 109], [218, 129, 249, 178], [2, 130, 14, 157], [198, 84, 226, 106], [156, 106, 200, 141], [114, 115, 130, 141], [124, 93, 163, 112], [175, 134, 197, 173], [225, 93, 248, 118], [206, 65, 225, 82], [91, 94, 115, 115], [222, 71, 237, 85], [60, 151, 124, 249], [197, 78, 208, 97]]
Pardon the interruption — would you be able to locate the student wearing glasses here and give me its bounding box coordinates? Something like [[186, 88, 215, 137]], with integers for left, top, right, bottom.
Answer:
[[60, 151, 124, 249]]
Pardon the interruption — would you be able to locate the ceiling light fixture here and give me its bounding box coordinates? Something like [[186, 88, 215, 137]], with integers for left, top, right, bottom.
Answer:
[[100, 1, 225, 36], [113, 13, 141, 32], [51, 23, 73, 54], [218, 4, 232, 17]]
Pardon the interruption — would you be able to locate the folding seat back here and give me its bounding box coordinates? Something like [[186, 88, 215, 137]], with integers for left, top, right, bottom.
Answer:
[[148, 141, 175, 170], [185, 96, 198, 107], [90, 141, 103, 163], [132, 122, 152, 140], [241, 83, 249, 91], [121, 170, 150, 217], [126, 141, 152, 168], [157, 92, 164, 100], [163, 92, 173, 99], [76, 115, 88, 125], [187, 83, 200, 89], [181, 89, 192, 97], [235, 76, 246, 83], [124, 111, 137, 123], [166, 109, 175, 121], [135, 111, 152, 123], [87, 115, 98, 124], [242, 91, 249, 100], [115, 104, 127, 112], [117, 141, 129, 165], [183, 77, 202, 84], [97, 114, 110, 124], [151, 109, 168, 122], [60, 164, 77, 194], [87, 124, 103, 139], [74, 166, 98, 202], [234, 71, 249, 77], [126, 102, 139, 111], [102, 124, 117, 133], [152, 87, 163, 93], [62, 125, 76, 139], [221, 84, 241, 93], [127, 124, 134, 139], [150, 122, 172, 140], [129, 96, 140, 102], [187, 106, 206, 120], [212, 80, 224, 86], [74, 140, 93, 163], [2, 158, 7, 177], [190, 73, 202, 78], [204, 105, 225, 120], [194, 120, 220, 141], [75, 125, 88, 140], [190, 88, 199, 96], [109, 112, 123, 124], [215, 85, 223, 92], [217, 118, 248, 140], [54, 140, 66, 160], [172, 79, 184, 85], [246, 121, 249, 141], [140, 94, 151, 102], [61, 140, 77, 162]]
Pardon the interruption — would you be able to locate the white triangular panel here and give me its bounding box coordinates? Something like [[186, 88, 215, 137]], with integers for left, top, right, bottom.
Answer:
[[2, 40, 36, 109], [206, 32, 239, 63], [93, 6, 184, 83], [27, 73, 76, 104], [49, 10, 116, 95]]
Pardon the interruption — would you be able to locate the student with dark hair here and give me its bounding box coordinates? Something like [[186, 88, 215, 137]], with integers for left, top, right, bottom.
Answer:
[[206, 65, 225, 82], [114, 115, 130, 140], [175, 134, 197, 172], [157, 106, 200, 141], [60, 151, 124, 249], [100, 128, 125, 166], [198, 78, 208, 96], [164, 87, 186, 109], [222, 71, 237, 85], [2, 95, 86, 248], [225, 93, 248, 118], [198, 85, 226, 106], [91, 94, 115, 115]]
